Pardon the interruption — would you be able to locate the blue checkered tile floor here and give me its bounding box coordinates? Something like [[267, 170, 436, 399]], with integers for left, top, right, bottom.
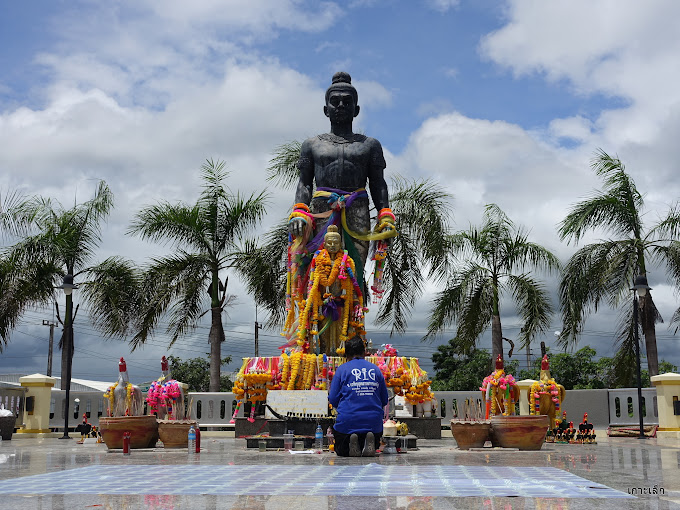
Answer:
[[0, 464, 633, 498]]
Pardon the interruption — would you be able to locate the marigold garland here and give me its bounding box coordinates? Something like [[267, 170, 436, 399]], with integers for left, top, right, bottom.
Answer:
[[530, 379, 561, 415], [103, 382, 134, 416]]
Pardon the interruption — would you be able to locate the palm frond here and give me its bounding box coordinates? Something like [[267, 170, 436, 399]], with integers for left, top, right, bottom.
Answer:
[[424, 262, 490, 341], [129, 252, 211, 349], [374, 230, 422, 333], [611, 301, 639, 387], [80, 257, 141, 338], [648, 202, 680, 241], [559, 150, 645, 244], [216, 190, 269, 255], [506, 273, 553, 349], [0, 255, 61, 345], [128, 203, 206, 251], [389, 175, 454, 278], [0, 189, 33, 239], [558, 239, 643, 348], [166, 262, 211, 344], [232, 221, 289, 328], [266, 141, 303, 190]]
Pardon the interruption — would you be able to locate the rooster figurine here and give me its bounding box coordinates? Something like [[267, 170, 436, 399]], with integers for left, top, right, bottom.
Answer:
[[147, 356, 186, 420], [103, 357, 144, 417], [528, 355, 566, 429], [481, 355, 519, 418]]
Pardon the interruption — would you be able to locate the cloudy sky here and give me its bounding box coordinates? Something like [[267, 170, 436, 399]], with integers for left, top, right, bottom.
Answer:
[[1, 0, 679, 384]]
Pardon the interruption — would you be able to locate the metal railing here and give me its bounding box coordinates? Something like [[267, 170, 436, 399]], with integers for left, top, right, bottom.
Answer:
[[607, 388, 658, 426], [188, 392, 240, 427], [0, 386, 27, 428], [48, 390, 106, 430]]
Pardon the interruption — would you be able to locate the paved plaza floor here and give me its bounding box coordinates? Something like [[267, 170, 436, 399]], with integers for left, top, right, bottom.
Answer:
[[0, 431, 678, 509]]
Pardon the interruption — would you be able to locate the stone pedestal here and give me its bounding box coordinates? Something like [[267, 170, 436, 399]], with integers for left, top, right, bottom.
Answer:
[[516, 379, 537, 416], [651, 372, 680, 438], [394, 417, 441, 439], [235, 416, 335, 437]]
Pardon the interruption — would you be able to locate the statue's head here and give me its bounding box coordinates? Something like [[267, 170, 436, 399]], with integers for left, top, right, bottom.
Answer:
[[324, 71, 360, 123], [495, 354, 504, 370], [324, 224, 342, 255], [119, 357, 127, 372], [541, 355, 550, 370], [161, 356, 168, 372]]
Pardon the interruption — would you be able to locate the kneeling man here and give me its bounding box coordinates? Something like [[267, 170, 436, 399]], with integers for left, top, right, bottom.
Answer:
[[329, 335, 388, 456]]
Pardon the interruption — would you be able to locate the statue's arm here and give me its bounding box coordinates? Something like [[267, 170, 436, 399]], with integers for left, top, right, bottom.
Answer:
[[294, 139, 314, 205], [367, 139, 389, 211]]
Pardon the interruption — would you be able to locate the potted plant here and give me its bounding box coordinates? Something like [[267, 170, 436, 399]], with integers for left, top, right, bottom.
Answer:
[[0, 407, 16, 440]]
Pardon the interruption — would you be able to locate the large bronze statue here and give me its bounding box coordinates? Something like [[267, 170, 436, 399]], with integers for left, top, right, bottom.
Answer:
[[284, 72, 397, 354], [289, 72, 396, 271]]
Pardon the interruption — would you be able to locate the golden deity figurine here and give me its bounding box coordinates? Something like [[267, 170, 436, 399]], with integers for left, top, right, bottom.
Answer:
[[288, 225, 366, 355]]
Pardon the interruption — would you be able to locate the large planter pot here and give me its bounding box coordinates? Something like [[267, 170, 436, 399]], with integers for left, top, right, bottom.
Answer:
[[99, 415, 159, 449], [490, 415, 549, 450], [157, 420, 197, 448], [0, 416, 16, 440], [450, 420, 491, 450]]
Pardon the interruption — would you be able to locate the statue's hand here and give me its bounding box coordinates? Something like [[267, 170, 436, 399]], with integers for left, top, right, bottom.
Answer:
[[289, 217, 306, 238]]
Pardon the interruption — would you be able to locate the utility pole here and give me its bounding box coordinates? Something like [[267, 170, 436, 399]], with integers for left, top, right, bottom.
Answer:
[[42, 319, 57, 376], [254, 321, 262, 356], [254, 306, 262, 356]]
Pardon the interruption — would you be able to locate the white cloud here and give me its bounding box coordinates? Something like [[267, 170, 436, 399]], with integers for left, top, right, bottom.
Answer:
[[425, 0, 460, 13], [395, 111, 605, 260], [3, 1, 680, 377], [548, 115, 593, 143], [480, 0, 680, 150]]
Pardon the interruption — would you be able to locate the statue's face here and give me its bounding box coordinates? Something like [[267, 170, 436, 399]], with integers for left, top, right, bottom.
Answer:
[[324, 233, 342, 254], [325, 91, 359, 123]]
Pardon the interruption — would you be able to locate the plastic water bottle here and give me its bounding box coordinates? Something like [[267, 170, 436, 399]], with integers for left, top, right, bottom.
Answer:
[[315, 424, 323, 450], [188, 425, 196, 455]]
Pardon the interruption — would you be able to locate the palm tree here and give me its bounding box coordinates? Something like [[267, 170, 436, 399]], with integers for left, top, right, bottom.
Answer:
[[0, 182, 137, 389], [127, 159, 268, 391], [236, 142, 453, 337], [558, 149, 680, 377], [424, 204, 559, 363]]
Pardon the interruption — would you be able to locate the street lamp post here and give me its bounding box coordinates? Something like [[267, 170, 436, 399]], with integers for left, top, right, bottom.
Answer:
[[57, 274, 78, 439], [631, 274, 651, 440]]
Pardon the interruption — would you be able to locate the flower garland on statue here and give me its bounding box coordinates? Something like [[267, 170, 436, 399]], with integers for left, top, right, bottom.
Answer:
[[145, 377, 165, 415], [292, 246, 366, 353], [103, 382, 134, 416], [481, 370, 517, 417], [146, 377, 182, 419], [529, 379, 561, 415]]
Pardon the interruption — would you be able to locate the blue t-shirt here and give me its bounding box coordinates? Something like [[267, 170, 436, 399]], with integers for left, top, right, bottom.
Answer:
[[329, 358, 389, 434]]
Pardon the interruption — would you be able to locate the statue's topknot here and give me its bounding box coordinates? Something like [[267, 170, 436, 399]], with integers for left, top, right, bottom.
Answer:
[[326, 71, 358, 103], [332, 71, 352, 85]]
